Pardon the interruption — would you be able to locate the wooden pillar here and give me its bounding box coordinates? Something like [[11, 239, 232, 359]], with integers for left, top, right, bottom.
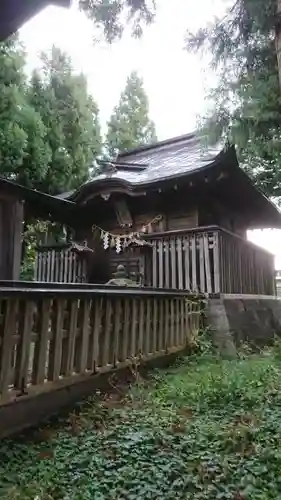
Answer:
[[0, 197, 24, 280]]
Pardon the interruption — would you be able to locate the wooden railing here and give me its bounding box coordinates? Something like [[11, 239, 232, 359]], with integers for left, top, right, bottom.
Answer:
[[147, 228, 219, 293], [34, 226, 275, 295], [147, 226, 275, 295], [276, 271, 281, 297], [35, 244, 86, 283], [0, 287, 201, 406]]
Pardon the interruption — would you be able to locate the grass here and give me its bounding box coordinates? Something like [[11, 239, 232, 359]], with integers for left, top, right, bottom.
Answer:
[[1, 344, 281, 499]]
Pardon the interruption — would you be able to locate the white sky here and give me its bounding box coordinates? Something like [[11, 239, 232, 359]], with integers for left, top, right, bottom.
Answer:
[[19, 0, 281, 268]]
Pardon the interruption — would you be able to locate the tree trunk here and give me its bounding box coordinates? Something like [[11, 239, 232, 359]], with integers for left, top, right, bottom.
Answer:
[[276, 0, 281, 93]]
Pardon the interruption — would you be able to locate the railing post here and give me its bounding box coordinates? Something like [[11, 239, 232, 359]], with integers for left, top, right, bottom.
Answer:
[[213, 230, 221, 293]]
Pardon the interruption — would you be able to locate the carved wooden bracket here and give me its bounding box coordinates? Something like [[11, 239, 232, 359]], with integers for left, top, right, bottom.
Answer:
[[113, 199, 133, 228]]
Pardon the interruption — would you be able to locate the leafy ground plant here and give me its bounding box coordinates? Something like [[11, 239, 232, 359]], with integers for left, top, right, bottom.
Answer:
[[1, 349, 281, 499]]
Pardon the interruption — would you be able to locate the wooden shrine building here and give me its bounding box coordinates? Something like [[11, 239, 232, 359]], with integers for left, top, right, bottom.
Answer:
[[1, 1, 278, 295], [35, 133, 281, 295]]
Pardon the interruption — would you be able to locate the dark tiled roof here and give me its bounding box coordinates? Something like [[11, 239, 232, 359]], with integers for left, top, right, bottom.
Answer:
[[58, 134, 224, 201], [115, 133, 223, 184], [54, 133, 281, 228], [1, 134, 280, 228]]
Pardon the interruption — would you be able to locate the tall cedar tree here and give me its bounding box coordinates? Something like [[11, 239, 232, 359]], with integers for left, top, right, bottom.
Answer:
[[79, 0, 155, 42], [28, 46, 102, 194], [0, 37, 50, 186], [106, 71, 157, 156], [186, 0, 281, 199]]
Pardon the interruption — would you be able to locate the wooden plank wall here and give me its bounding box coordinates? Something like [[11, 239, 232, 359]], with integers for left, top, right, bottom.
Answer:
[[150, 230, 219, 293], [166, 210, 198, 232], [219, 230, 275, 295], [0, 288, 202, 408], [35, 248, 87, 283]]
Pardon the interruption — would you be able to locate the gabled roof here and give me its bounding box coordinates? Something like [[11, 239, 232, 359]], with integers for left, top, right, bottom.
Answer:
[[117, 133, 220, 175], [0, 133, 280, 228], [0, 0, 70, 41], [62, 133, 226, 202], [55, 132, 281, 229]]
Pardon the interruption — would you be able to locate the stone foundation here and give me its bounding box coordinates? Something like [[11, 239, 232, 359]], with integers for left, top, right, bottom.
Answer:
[[206, 294, 281, 356]]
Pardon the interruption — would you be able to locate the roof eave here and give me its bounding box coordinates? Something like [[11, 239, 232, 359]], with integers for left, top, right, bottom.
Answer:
[[231, 167, 281, 229], [0, 178, 76, 224], [69, 146, 233, 204], [0, 0, 71, 41]]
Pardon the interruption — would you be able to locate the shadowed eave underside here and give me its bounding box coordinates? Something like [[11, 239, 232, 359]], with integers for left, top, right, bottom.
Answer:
[[0, 0, 70, 41]]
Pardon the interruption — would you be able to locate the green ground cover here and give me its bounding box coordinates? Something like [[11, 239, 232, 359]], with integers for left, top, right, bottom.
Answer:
[[1, 343, 281, 499]]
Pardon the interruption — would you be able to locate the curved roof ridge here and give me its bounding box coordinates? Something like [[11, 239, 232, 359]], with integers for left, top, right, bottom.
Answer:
[[55, 134, 228, 202], [118, 132, 197, 158]]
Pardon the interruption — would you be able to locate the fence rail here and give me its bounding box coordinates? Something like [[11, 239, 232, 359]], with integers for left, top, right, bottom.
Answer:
[[35, 246, 86, 283], [148, 228, 218, 293], [147, 226, 275, 295], [34, 226, 275, 296], [0, 287, 201, 408]]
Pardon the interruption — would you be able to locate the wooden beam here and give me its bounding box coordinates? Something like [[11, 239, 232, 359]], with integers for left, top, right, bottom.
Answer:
[[0, 198, 24, 280]]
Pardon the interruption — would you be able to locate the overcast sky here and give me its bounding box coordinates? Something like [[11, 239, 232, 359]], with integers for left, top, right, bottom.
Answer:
[[19, 0, 281, 268], [20, 0, 227, 138]]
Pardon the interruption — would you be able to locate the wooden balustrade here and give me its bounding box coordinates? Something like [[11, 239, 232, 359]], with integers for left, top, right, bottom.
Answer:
[[0, 287, 201, 404], [147, 226, 275, 295], [35, 245, 86, 283], [34, 226, 275, 296], [148, 228, 219, 293]]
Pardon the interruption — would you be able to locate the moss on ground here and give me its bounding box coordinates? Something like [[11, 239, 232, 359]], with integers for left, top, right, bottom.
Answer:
[[1, 346, 281, 499]]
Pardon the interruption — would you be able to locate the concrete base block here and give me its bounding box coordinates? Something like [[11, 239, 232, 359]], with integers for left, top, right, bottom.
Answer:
[[205, 298, 237, 358], [206, 294, 281, 355]]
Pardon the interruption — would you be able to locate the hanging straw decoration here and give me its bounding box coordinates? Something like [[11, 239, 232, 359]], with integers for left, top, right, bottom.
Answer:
[[92, 215, 162, 254]]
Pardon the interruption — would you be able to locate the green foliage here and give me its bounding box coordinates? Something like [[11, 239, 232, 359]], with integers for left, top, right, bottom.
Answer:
[[20, 221, 49, 281], [79, 0, 155, 42], [28, 46, 102, 194], [0, 39, 102, 195], [186, 0, 281, 198], [20, 242, 36, 281], [106, 70, 157, 156], [3, 347, 281, 499], [0, 37, 51, 184]]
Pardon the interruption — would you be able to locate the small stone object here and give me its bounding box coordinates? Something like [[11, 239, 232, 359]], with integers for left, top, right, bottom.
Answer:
[[106, 264, 140, 287]]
